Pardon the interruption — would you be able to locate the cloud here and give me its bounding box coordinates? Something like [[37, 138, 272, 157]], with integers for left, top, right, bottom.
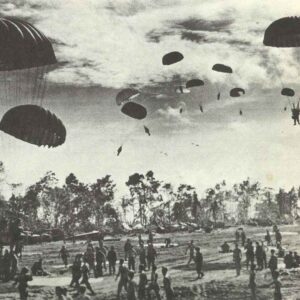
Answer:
[[175, 18, 234, 32], [156, 102, 196, 130], [1, 0, 300, 90]]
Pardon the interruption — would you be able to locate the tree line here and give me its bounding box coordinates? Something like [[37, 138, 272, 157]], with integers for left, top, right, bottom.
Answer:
[[0, 162, 299, 234]]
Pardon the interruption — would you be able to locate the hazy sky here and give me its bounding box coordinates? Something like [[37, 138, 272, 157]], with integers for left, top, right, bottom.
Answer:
[[1, 0, 300, 197]]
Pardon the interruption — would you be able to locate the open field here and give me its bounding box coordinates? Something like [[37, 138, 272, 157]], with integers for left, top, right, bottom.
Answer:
[[1, 225, 300, 299]]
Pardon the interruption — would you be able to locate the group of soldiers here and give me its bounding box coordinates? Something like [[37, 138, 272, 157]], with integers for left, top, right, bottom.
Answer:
[[230, 226, 298, 300], [65, 232, 173, 300], [0, 219, 24, 285], [2, 223, 300, 300]]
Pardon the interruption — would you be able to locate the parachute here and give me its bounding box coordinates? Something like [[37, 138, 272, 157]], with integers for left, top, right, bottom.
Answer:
[[230, 88, 245, 97], [162, 51, 184, 65], [186, 79, 204, 89], [175, 86, 190, 94], [212, 64, 233, 74], [212, 64, 233, 100], [281, 88, 295, 97], [0, 17, 57, 106], [121, 102, 147, 120], [264, 17, 300, 47], [0, 105, 66, 147], [116, 88, 140, 106]]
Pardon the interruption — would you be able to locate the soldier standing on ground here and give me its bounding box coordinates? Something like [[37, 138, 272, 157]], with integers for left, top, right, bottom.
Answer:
[[59, 245, 69, 268], [70, 255, 82, 288], [233, 243, 242, 276], [99, 240, 108, 272], [147, 265, 161, 300], [80, 259, 95, 295], [266, 271, 282, 300], [138, 264, 148, 300], [249, 264, 257, 300], [246, 239, 255, 270], [107, 246, 117, 275], [265, 230, 271, 246], [127, 270, 137, 300], [268, 249, 278, 279], [116, 259, 128, 299], [186, 240, 195, 266], [275, 229, 282, 248], [13, 267, 32, 300], [95, 247, 106, 277], [124, 239, 131, 261], [241, 229, 246, 247], [147, 243, 157, 271], [128, 245, 137, 271], [162, 267, 174, 300], [255, 242, 264, 270], [194, 247, 204, 279], [139, 243, 147, 269]]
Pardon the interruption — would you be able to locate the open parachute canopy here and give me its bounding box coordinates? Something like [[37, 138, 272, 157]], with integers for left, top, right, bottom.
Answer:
[[230, 88, 245, 97], [281, 87, 295, 97], [212, 64, 233, 73], [0, 105, 66, 147], [162, 51, 184, 65], [0, 17, 56, 70], [0, 17, 56, 105], [186, 79, 204, 88], [121, 102, 147, 120], [264, 17, 300, 47], [116, 88, 140, 106]]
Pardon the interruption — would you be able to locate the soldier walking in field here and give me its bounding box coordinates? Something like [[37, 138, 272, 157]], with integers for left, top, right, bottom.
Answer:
[[194, 247, 204, 279], [116, 259, 129, 299], [147, 265, 161, 300], [59, 245, 69, 267], [233, 243, 242, 276], [186, 240, 195, 266]]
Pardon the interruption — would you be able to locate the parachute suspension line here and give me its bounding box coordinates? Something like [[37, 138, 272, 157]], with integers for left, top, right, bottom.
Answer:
[[16, 70, 21, 104], [0, 73, 4, 106], [36, 66, 44, 105], [38, 66, 46, 105], [16, 70, 20, 104], [3, 71, 7, 105], [119, 106, 159, 147], [7, 72, 12, 105], [35, 66, 43, 105], [25, 68, 31, 104], [40, 66, 49, 107], [273, 63, 292, 109], [31, 67, 40, 104], [40, 66, 47, 106]]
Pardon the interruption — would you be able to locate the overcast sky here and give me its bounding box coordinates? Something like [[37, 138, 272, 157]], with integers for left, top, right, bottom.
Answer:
[[1, 0, 300, 197]]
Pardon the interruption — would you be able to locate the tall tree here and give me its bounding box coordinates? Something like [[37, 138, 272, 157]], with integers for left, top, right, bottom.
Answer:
[[90, 175, 116, 227], [233, 179, 260, 224]]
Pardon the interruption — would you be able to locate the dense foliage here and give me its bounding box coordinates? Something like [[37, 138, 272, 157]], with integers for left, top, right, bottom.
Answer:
[[0, 161, 299, 233]]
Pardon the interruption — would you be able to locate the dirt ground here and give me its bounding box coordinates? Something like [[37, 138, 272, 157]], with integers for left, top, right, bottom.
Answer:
[[1, 225, 300, 300]]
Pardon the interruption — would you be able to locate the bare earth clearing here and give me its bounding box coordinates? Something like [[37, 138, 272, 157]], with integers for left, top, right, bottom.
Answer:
[[1, 225, 300, 299]]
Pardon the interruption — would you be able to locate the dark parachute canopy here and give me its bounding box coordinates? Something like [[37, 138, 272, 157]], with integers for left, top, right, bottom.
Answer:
[[264, 17, 300, 47], [0, 105, 66, 147], [0, 17, 56, 70], [230, 88, 245, 97], [121, 102, 147, 120], [281, 88, 295, 97], [162, 51, 184, 65], [116, 88, 140, 106], [0, 17, 57, 104], [212, 64, 233, 73], [186, 79, 204, 88]]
